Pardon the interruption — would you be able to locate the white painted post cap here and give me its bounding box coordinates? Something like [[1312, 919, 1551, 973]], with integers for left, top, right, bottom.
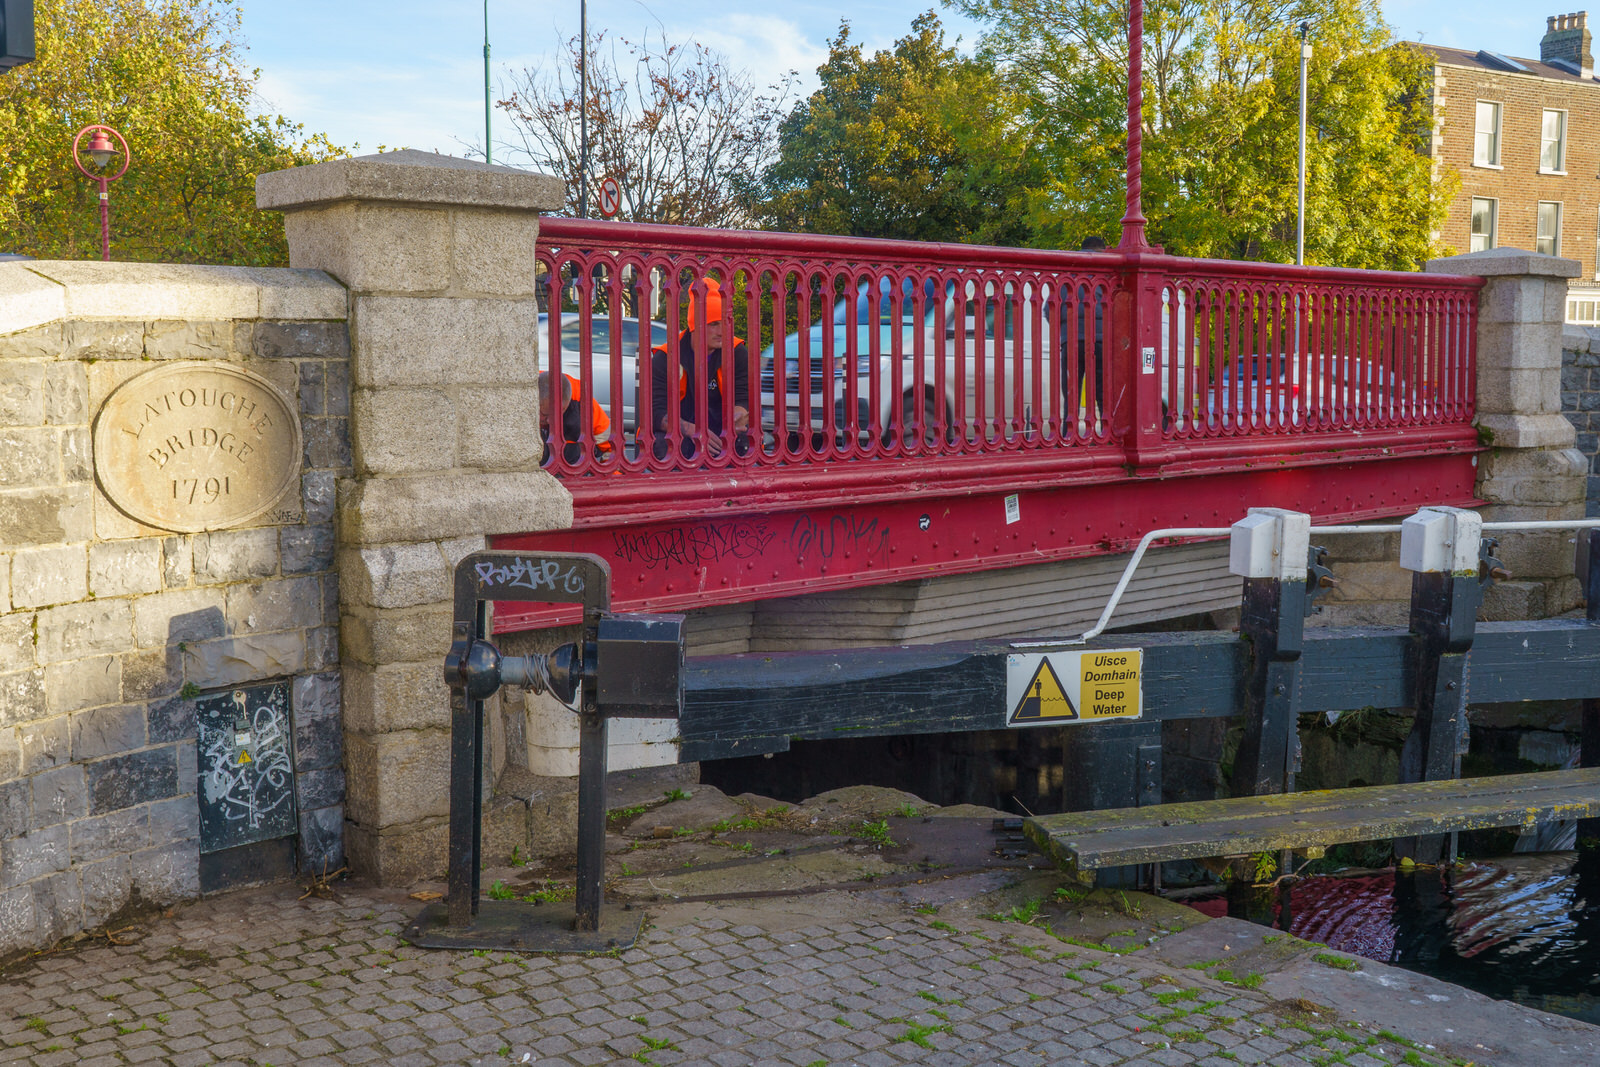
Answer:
[[1399, 506, 1483, 575], [1228, 508, 1311, 581]]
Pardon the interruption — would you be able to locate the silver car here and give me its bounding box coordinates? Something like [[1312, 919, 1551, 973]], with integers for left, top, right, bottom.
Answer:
[[538, 312, 669, 435], [760, 278, 1061, 444]]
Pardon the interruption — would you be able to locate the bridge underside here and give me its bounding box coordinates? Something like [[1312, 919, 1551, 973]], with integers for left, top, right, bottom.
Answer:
[[494, 449, 1480, 634]]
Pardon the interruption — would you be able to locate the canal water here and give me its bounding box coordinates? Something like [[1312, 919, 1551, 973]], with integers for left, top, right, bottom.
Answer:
[[1184, 850, 1600, 1025]]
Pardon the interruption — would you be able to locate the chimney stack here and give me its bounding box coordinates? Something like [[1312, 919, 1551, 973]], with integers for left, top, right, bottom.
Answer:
[[1542, 11, 1594, 77]]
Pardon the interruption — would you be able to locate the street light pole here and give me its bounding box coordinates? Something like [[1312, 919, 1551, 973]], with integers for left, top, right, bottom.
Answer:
[[579, 0, 589, 218], [483, 0, 491, 165], [1297, 22, 1312, 266], [71, 124, 129, 262]]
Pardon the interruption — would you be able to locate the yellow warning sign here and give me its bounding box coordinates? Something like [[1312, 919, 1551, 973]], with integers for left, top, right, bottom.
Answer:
[[237, 750, 253, 765], [1006, 649, 1143, 727], [1009, 659, 1078, 724], [1077, 650, 1141, 720]]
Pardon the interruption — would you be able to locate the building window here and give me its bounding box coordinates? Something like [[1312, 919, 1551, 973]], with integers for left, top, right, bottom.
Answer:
[[1474, 101, 1501, 166], [1540, 110, 1567, 173], [1470, 197, 1497, 252], [1537, 201, 1562, 256], [1569, 296, 1600, 326]]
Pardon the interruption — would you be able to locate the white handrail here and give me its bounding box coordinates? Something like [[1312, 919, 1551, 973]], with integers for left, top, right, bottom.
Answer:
[[1012, 516, 1600, 649]]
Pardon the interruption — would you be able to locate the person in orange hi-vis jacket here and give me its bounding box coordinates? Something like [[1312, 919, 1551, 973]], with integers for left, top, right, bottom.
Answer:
[[649, 279, 751, 460], [537, 371, 612, 465]]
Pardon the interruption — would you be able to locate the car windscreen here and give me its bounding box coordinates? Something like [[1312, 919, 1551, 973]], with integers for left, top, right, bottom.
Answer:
[[834, 278, 945, 327], [558, 317, 667, 354]]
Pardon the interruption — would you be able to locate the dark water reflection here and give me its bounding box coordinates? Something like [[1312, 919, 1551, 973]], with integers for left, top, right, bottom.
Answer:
[[1191, 851, 1600, 1025]]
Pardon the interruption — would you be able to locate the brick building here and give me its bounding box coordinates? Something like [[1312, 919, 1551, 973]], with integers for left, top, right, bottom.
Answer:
[[1418, 13, 1600, 322]]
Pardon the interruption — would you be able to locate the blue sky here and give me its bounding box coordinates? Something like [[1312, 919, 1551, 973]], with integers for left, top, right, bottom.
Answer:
[[239, 1, 1550, 159]]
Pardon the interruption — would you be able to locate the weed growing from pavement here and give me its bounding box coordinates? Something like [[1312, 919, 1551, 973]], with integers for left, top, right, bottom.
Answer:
[[607, 804, 647, 828], [1313, 952, 1360, 971], [847, 819, 895, 847], [1060, 934, 1142, 955], [664, 788, 690, 801], [890, 1019, 952, 1048]]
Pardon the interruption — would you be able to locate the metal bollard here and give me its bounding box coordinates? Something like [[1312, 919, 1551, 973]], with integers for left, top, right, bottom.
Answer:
[[408, 551, 684, 953]]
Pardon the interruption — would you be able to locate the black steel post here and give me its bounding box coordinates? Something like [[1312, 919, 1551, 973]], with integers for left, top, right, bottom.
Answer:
[[1232, 576, 1306, 798], [574, 709, 608, 931], [446, 620, 477, 928], [1396, 565, 1479, 865], [471, 599, 489, 912], [1061, 718, 1161, 887], [1581, 529, 1599, 851]]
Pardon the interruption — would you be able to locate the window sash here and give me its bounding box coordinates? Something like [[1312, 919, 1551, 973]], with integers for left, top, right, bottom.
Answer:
[[1474, 101, 1501, 166], [1541, 110, 1566, 172], [1470, 198, 1496, 253], [1537, 202, 1561, 255]]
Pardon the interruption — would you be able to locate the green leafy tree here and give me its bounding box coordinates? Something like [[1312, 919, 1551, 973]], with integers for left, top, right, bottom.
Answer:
[[952, 0, 1455, 267], [755, 13, 1044, 245], [0, 0, 344, 265]]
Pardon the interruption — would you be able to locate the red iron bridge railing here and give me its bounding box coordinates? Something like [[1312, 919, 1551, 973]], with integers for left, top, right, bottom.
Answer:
[[536, 218, 1480, 519], [502, 218, 1483, 631]]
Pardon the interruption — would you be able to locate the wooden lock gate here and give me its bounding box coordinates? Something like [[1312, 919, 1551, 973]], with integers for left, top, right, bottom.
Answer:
[[416, 517, 1599, 952]]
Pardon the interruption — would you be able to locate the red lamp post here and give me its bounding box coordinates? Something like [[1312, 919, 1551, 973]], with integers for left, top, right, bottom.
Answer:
[[71, 124, 130, 261], [1118, 0, 1153, 252]]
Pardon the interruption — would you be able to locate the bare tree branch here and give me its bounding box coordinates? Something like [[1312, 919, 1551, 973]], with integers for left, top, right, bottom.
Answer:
[[497, 30, 795, 228]]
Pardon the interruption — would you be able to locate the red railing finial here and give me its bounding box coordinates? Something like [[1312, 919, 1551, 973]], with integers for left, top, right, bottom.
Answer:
[[1118, 0, 1151, 251]]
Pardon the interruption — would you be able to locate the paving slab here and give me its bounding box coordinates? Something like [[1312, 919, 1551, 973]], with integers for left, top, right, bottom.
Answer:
[[2, 812, 1594, 1066]]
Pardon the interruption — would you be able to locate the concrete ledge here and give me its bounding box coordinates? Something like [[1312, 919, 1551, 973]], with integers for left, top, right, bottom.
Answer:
[[336, 471, 572, 545], [1426, 246, 1582, 279], [0, 265, 66, 336], [1477, 413, 1578, 449], [257, 150, 565, 214], [0, 262, 345, 335]]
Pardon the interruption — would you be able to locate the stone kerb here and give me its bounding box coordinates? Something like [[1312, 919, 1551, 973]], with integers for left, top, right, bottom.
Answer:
[[1427, 247, 1588, 617], [258, 150, 573, 883], [0, 260, 349, 958]]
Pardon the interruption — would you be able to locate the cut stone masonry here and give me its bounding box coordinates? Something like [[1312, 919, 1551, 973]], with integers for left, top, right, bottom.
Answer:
[[0, 261, 349, 957]]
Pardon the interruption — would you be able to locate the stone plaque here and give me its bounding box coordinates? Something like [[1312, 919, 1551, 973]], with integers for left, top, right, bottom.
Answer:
[[93, 362, 302, 533]]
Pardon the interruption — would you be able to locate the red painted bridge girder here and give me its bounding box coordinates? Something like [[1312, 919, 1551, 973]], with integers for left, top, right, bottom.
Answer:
[[493, 438, 1480, 632]]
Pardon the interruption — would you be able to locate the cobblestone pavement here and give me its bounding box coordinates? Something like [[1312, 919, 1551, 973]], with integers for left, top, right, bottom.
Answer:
[[0, 881, 1461, 1067]]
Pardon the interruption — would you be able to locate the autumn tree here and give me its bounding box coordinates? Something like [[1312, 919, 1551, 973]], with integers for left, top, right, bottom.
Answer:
[[953, 0, 1455, 267], [755, 14, 1044, 245], [0, 0, 343, 265], [496, 32, 793, 228]]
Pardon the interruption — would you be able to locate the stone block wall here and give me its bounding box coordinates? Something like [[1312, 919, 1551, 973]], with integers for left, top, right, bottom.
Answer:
[[1427, 248, 1587, 618], [0, 261, 349, 958], [1563, 325, 1600, 516], [258, 150, 572, 883]]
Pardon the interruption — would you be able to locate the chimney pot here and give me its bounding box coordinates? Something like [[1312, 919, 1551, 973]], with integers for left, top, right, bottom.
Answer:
[[1543, 10, 1595, 74]]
